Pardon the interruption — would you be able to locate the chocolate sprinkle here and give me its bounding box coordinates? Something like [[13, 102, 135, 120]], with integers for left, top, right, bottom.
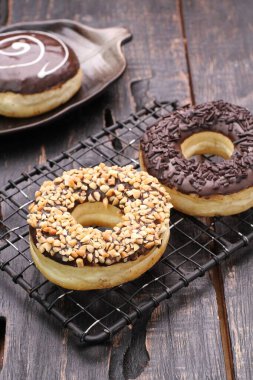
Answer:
[[140, 100, 253, 196]]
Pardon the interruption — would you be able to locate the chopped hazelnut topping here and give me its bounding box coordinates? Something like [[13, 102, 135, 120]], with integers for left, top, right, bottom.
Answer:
[[27, 164, 172, 267]]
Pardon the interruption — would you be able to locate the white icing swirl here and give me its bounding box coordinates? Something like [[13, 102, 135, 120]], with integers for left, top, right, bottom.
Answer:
[[0, 31, 69, 79]]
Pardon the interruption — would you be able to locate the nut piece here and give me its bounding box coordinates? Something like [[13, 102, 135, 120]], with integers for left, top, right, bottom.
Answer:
[[93, 191, 101, 202], [76, 258, 84, 267], [100, 185, 109, 193], [103, 197, 109, 208], [132, 189, 141, 199], [102, 231, 111, 242]]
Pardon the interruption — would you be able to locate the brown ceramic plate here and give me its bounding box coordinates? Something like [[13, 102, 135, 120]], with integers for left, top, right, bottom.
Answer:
[[0, 19, 131, 135]]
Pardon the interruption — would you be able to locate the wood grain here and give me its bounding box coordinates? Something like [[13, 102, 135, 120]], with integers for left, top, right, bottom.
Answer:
[[0, 0, 8, 26], [141, 276, 226, 380], [0, 0, 229, 379], [183, 0, 253, 378], [0, 317, 6, 371]]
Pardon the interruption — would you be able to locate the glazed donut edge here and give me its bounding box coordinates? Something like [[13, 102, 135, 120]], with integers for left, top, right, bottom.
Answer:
[[29, 228, 170, 290], [140, 150, 253, 217], [0, 68, 82, 118]]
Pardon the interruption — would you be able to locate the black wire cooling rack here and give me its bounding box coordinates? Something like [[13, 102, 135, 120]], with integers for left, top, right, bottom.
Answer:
[[1, 100, 253, 344]]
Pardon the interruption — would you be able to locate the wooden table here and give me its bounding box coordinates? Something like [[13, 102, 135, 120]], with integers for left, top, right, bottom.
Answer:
[[0, 1, 253, 379]]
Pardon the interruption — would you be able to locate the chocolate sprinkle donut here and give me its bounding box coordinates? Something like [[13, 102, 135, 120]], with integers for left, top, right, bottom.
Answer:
[[140, 100, 253, 196]]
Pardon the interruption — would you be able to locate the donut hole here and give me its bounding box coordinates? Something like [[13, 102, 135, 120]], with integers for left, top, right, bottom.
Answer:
[[71, 202, 123, 230], [181, 131, 234, 160]]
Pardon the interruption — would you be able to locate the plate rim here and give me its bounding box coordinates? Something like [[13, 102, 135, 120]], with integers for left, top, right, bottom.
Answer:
[[0, 19, 132, 135]]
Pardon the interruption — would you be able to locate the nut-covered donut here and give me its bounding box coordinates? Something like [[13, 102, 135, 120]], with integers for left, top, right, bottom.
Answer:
[[140, 100, 253, 216], [27, 164, 172, 290]]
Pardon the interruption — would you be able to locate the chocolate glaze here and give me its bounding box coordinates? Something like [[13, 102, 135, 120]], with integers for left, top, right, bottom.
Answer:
[[140, 100, 253, 196], [0, 31, 80, 94]]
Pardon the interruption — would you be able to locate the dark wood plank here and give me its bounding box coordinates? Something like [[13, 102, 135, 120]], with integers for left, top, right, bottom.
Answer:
[[0, 0, 8, 26], [183, 0, 253, 378], [182, 0, 253, 108], [139, 275, 226, 379], [0, 1, 227, 379]]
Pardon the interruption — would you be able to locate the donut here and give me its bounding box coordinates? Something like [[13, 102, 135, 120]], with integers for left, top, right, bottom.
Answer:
[[0, 30, 82, 118], [27, 164, 172, 290], [140, 100, 253, 217]]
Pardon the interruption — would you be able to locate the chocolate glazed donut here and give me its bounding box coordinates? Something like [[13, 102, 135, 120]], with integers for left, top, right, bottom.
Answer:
[[0, 30, 82, 117], [140, 100, 253, 216]]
